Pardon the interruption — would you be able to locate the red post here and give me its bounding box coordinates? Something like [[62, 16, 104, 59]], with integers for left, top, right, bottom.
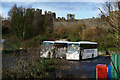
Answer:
[[95, 64, 107, 79]]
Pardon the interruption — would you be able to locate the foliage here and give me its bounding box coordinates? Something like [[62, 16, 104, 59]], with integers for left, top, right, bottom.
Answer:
[[2, 55, 70, 79], [53, 24, 84, 41], [8, 4, 25, 38], [99, 1, 120, 48], [23, 8, 34, 39], [3, 4, 120, 52], [3, 36, 23, 50], [27, 35, 47, 47], [2, 58, 54, 78], [2, 26, 9, 34], [7, 4, 50, 39], [108, 47, 120, 52], [37, 16, 48, 35]]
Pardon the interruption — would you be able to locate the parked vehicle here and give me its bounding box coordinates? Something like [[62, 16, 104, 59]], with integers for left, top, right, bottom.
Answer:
[[54, 41, 69, 59], [40, 41, 98, 60], [66, 41, 98, 60], [40, 41, 69, 59], [40, 41, 54, 58]]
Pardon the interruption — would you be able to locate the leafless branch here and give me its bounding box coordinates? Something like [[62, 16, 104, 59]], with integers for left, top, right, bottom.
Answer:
[[98, 8, 120, 32]]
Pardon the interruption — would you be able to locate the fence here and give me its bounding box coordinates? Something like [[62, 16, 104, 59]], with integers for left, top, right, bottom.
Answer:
[[111, 53, 120, 79]]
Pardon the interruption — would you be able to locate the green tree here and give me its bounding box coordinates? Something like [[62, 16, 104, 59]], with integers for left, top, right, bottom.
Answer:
[[8, 4, 25, 38], [37, 16, 48, 34], [24, 8, 34, 39]]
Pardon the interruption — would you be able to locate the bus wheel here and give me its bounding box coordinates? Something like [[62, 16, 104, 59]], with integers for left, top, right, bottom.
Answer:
[[80, 56, 82, 60], [92, 54, 94, 57]]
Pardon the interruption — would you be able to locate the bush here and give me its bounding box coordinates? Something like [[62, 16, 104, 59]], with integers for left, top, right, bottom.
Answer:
[[27, 35, 47, 47], [108, 47, 120, 52], [3, 36, 23, 50], [3, 58, 55, 78], [2, 54, 70, 79]]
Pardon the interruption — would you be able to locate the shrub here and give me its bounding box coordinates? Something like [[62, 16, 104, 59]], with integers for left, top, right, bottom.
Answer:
[[27, 35, 46, 47], [2, 55, 70, 79]]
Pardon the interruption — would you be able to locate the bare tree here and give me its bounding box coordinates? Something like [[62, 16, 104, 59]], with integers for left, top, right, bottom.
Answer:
[[99, 1, 120, 48]]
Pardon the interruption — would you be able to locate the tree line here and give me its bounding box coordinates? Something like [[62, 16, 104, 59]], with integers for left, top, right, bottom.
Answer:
[[2, 3, 120, 52], [3, 4, 50, 39]]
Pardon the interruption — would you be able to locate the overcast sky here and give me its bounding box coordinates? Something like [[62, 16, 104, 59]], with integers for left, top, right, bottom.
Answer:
[[1, 2, 106, 19]]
